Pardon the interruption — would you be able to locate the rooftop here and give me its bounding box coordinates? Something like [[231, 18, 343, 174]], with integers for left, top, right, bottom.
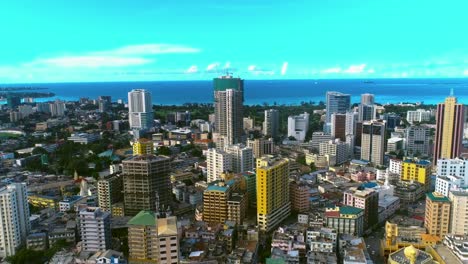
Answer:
[[157, 216, 178, 236], [427, 192, 450, 203], [127, 210, 156, 226], [404, 159, 431, 166]]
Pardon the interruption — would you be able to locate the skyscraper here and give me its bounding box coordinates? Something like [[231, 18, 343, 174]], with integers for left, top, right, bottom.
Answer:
[[0, 183, 30, 258], [128, 89, 153, 129], [406, 125, 431, 157], [123, 155, 171, 216], [449, 190, 468, 236], [326, 91, 351, 123], [331, 113, 346, 141], [78, 206, 111, 253], [214, 75, 244, 146], [360, 93, 375, 105], [263, 109, 280, 138], [424, 192, 451, 239], [256, 156, 290, 231], [433, 94, 465, 164], [206, 148, 232, 183], [358, 104, 376, 122], [361, 120, 386, 166], [224, 144, 254, 173]]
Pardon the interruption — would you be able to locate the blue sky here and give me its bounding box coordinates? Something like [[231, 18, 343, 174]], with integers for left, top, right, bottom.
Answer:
[[1, 0, 467, 83]]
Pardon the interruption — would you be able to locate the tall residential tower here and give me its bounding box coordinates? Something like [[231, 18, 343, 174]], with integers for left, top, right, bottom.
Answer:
[[128, 89, 153, 129]]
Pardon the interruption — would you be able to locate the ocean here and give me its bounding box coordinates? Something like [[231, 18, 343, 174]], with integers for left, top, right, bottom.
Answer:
[[3, 78, 468, 106]]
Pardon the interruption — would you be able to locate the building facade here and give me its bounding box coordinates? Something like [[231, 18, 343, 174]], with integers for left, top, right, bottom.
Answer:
[[401, 159, 431, 191], [343, 187, 378, 230], [206, 148, 232, 183], [79, 206, 111, 253], [406, 125, 431, 157], [424, 192, 451, 239], [361, 120, 386, 166], [128, 89, 153, 129], [287, 112, 310, 142], [263, 109, 280, 139]]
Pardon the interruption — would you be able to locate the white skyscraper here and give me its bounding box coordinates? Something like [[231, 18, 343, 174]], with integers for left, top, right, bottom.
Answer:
[[0, 183, 30, 258], [207, 148, 232, 183], [287, 112, 310, 142], [128, 89, 153, 129], [49, 100, 66, 117], [263, 109, 280, 138], [224, 144, 254, 173]]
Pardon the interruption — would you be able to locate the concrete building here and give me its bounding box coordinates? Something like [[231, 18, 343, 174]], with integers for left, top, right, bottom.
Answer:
[[203, 181, 232, 224], [207, 148, 232, 183], [361, 93, 375, 105], [132, 138, 154, 155], [311, 132, 332, 150], [288, 112, 310, 142], [437, 158, 468, 183], [406, 109, 432, 124], [361, 120, 386, 166], [243, 117, 254, 131], [435, 175, 464, 197], [227, 193, 247, 225], [247, 138, 275, 158], [0, 183, 31, 258], [263, 109, 280, 139], [214, 75, 244, 145], [257, 156, 291, 231], [224, 144, 254, 173], [67, 133, 100, 144], [325, 206, 364, 237], [449, 190, 468, 236], [79, 206, 111, 253], [343, 187, 379, 230], [389, 159, 402, 175], [319, 139, 348, 165], [358, 104, 376, 122], [382, 112, 401, 131], [97, 174, 123, 215], [49, 100, 66, 117], [425, 192, 451, 239], [401, 159, 432, 191], [289, 182, 310, 213], [128, 211, 179, 264], [123, 155, 171, 216], [128, 89, 153, 129], [387, 138, 404, 153], [406, 125, 431, 157], [433, 95, 465, 163]]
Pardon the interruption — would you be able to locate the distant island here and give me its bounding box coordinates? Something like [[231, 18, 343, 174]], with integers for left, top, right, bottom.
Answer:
[[0, 87, 55, 100]]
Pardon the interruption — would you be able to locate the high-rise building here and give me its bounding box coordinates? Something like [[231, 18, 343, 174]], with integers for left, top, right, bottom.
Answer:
[[214, 75, 244, 145], [6, 95, 21, 109], [207, 148, 232, 183], [98, 96, 112, 104], [361, 93, 375, 105], [287, 112, 310, 141], [49, 100, 66, 117], [358, 104, 376, 122], [128, 211, 179, 264], [311, 132, 332, 150], [437, 158, 468, 181], [18, 105, 33, 118], [128, 89, 153, 129], [123, 155, 171, 216], [406, 109, 432, 124], [406, 125, 431, 157], [247, 138, 275, 158], [0, 183, 30, 258], [256, 156, 290, 231], [263, 109, 280, 138], [343, 187, 379, 230], [78, 206, 111, 253], [224, 144, 254, 173], [203, 181, 233, 224], [289, 182, 311, 213], [345, 111, 358, 136], [227, 193, 247, 225], [319, 139, 349, 165], [401, 159, 431, 191], [361, 120, 386, 166], [424, 192, 451, 239], [331, 113, 346, 141], [381, 113, 401, 130], [449, 190, 468, 236], [132, 138, 154, 155], [97, 174, 123, 215], [433, 95, 465, 163], [326, 91, 351, 123]]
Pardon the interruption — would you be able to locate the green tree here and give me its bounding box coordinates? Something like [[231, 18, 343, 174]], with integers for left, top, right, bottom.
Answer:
[[157, 146, 171, 156]]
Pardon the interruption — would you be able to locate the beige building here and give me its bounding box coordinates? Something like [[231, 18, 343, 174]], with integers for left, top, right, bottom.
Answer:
[[128, 211, 179, 264], [449, 190, 468, 236], [424, 192, 451, 239], [203, 181, 232, 224], [247, 138, 275, 158], [97, 174, 123, 215]]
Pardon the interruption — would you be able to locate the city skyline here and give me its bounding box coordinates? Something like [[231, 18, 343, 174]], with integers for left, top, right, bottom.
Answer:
[[1, 0, 468, 83]]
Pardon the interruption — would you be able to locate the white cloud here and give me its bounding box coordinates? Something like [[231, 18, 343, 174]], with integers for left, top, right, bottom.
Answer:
[[224, 61, 231, 69], [321, 67, 342, 74], [344, 64, 366, 74], [247, 65, 274, 75], [248, 65, 257, 71], [33, 56, 153, 68], [101, 44, 200, 56], [281, 62, 288, 76], [464, 69, 468, 76], [186, 65, 198, 74], [367, 68, 375, 74], [206, 62, 220, 71]]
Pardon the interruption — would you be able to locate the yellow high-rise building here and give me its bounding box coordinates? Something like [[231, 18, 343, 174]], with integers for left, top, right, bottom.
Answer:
[[132, 138, 153, 155], [256, 156, 290, 231], [401, 159, 431, 191]]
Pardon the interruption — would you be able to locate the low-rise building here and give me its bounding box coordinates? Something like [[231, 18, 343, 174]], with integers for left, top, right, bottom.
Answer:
[[325, 206, 364, 237], [67, 133, 100, 144]]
